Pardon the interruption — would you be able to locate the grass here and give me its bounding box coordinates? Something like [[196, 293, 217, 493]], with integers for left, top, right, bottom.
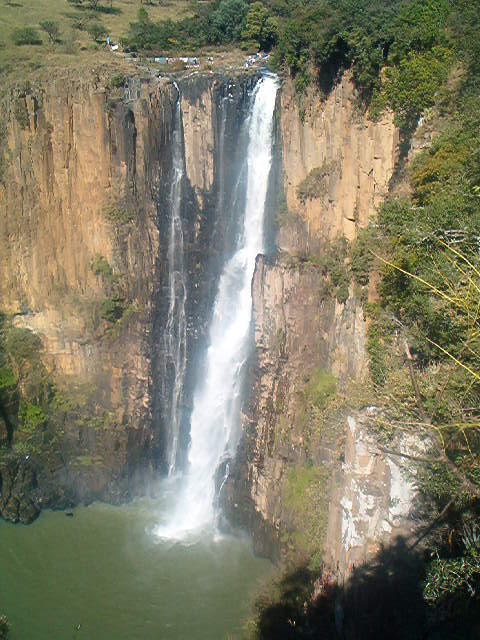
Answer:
[[0, 0, 193, 86], [282, 464, 330, 565]]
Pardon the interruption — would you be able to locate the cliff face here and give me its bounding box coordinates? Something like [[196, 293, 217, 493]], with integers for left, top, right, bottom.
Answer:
[[0, 66, 419, 572], [0, 70, 256, 522], [224, 73, 418, 568], [279, 74, 398, 253]]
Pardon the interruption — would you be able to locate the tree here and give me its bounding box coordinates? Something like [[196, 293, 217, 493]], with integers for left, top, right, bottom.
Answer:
[[87, 21, 106, 42], [211, 0, 248, 44], [243, 1, 278, 50], [40, 20, 60, 43]]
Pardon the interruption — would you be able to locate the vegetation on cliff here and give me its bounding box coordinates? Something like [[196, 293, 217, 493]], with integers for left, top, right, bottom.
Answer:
[[0, 300, 132, 523], [247, 2, 480, 638]]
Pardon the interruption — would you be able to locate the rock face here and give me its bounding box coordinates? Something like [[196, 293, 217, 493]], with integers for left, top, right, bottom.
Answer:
[[0, 70, 257, 522], [223, 253, 366, 556], [279, 72, 399, 252], [224, 73, 413, 568], [0, 65, 417, 576], [324, 410, 422, 574]]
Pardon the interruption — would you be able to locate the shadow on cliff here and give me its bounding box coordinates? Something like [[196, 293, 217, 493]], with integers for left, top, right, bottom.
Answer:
[[252, 536, 480, 640]]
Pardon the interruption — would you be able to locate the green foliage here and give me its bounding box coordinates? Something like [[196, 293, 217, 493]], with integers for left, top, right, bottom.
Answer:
[[269, 0, 456, 126], [302, 368, 336, 411], [40, 20, 60, 43], [381, 46, 454, 132], [91, 254, 113, 279], [74, 454, 105, 467], [19, 402, 47, 434], [124, 0, 249, 51], [99, 296, 126, 322], [5, 327, 42, 366], [103, 203, 135, 225], [366, 320, 386, 387], [0, 366, 17, 395], [296, 161, 338, 203], [211, 0, 248, 44], [449, 0, 480, 80], [424, 522, 480, 604], [109, 74, 126, 89], [351, 226, 377, 287], [87, 20, 106, 42], [416, 462, 461, 505], [243, 2, 278, 51], [305, 236, 351, 304], [12, 27, 43, 46], [13, 97, 29, 129], [327, 236, 350, 304], [387, 0, 450, 65], [283, 464, 329, 560]]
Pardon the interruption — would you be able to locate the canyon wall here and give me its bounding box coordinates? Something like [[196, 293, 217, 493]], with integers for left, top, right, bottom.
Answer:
[[0, 66, 420, 574], [225, 74, 419, 568], [0, 70, 256, 522]]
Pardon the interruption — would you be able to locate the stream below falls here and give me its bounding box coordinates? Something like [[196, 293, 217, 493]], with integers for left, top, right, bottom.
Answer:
[[0, 491, 273, 640]]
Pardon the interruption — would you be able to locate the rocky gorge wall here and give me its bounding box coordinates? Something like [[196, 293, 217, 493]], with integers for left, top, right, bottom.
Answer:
[[0, 69, 257, 522], [224, 73, 421, 570], [0, 65, 422, 579]]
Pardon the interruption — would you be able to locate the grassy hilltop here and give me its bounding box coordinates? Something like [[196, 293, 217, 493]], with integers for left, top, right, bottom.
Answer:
[[0, 0, 193, 85]]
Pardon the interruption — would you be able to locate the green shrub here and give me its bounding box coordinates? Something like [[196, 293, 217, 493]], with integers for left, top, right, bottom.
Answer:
[[99, 297, 126, 322], [39, 20, 60, 44], [242, 1, 278, 51], [296, 161, 338, 203], [303, 368, 337, 410], [13, 98, 29, 129], [103, 203, 135, 225], [109, 74, 126, 90], [283, 464, 330, 560], [327, 236, 350, 304], [87, 21, 106, 43], [5, 327, 42, 364], [19, 402, 47, 433], [382, 46, 454, 131], [351, 226, 377, 286], [91, 255, 113, 279], [12, 27, 42, 46], [0, 366, 16, 395]]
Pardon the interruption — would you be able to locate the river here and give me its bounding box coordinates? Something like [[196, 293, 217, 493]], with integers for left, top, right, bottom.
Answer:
[[0, 493, 272, 640]]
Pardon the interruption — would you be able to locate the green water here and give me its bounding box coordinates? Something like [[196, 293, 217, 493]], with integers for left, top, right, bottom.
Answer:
[[0, 497, 273, 640]]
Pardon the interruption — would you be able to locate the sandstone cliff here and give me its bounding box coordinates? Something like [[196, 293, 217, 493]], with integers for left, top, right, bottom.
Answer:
[[0, 70, 257, 522], [0, 67, 420, 577], [224, 73, 419, 570]]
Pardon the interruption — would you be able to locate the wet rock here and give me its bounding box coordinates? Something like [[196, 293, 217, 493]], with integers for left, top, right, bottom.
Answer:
[[0, 458, 41, 524]]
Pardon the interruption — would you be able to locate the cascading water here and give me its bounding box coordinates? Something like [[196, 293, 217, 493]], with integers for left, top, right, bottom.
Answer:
[[163, 92, 187, 475], [156, 74, 279, 538]]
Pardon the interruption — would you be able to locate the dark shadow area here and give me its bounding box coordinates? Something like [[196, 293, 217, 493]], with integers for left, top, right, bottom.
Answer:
[[315, 51, 350, 97], [254, 534, 480, 640]]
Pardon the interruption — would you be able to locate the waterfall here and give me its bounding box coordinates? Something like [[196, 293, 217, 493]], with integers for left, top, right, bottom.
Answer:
[[163, 93, 187, 476], [156, 74, 278, 538]]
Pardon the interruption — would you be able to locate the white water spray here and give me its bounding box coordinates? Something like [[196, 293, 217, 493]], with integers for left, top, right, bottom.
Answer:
[[156, 74, 278, 539], [164, 94, 187, 475]]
